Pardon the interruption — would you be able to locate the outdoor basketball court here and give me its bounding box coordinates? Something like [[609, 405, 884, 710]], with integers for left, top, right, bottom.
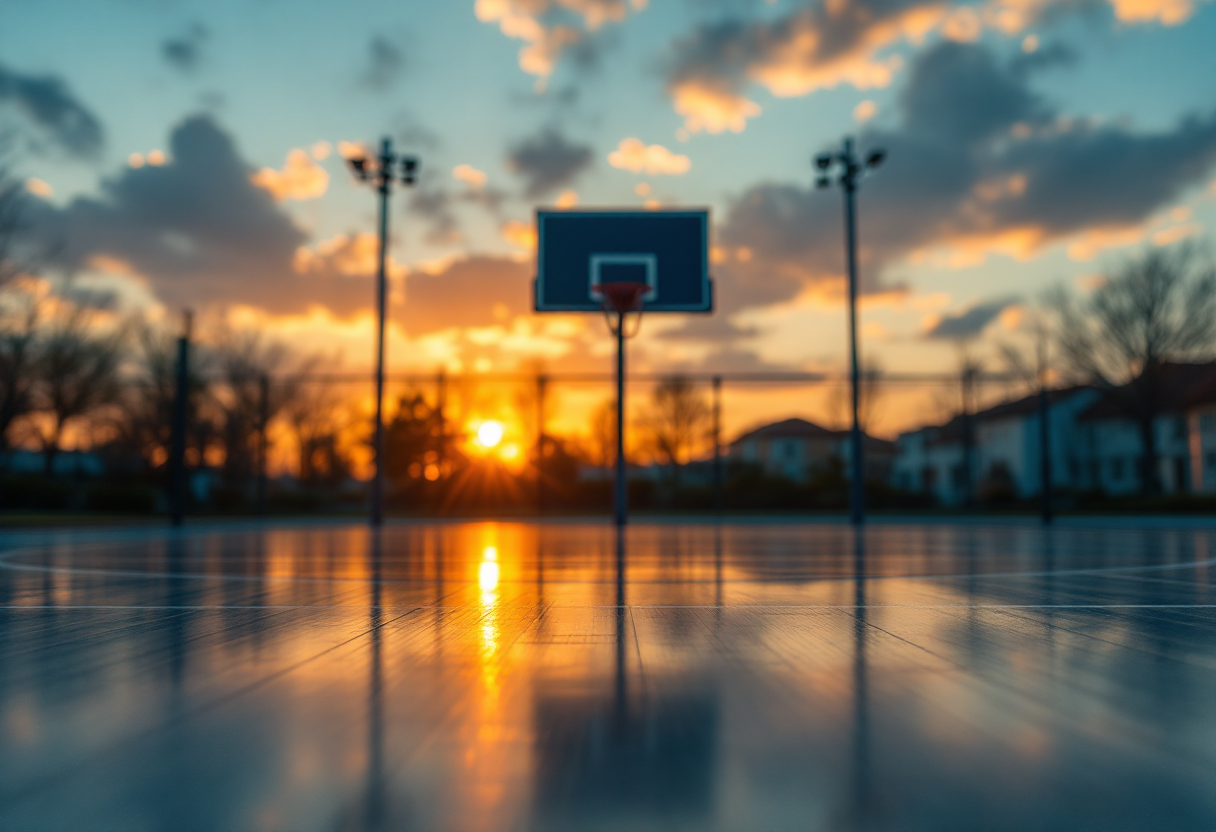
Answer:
[[1, 520, 1213, 830]]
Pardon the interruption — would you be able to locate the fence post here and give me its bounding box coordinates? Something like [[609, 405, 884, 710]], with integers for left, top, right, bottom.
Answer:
[[169, 311, 192, 527], [436, 371, 446, 475], [256, 373, 269, 516], [537, 373, 547, 516], [712, 375, 722, 517]]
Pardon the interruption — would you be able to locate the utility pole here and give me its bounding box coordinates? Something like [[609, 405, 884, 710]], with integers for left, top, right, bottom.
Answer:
[[346, 139, 419, 527], [712, 375, 722, 516], [537, 373, 547, 516], [1038, 332, 1053, 525], [816, 137, 885, 526], [169, 310, 192, 527]]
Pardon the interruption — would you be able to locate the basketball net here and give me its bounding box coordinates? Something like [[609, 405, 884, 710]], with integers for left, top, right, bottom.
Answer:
[[593, 282, 645, 338]]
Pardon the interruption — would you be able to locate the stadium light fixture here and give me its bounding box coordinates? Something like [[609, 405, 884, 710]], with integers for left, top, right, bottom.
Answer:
[[813, 136, 886, 527], [346, 138, 421, 527]]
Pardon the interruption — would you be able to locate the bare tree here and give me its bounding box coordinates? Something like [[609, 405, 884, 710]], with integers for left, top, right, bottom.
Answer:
[[285, 384, 352, 486], [636, 376, 710, 477], [0, 144, 32, 291], [827, 359, 885, 433], [1052, 243, 1216, 495], [33, 306, 125, 473], [116, 322, 213, 470], [0, 288, 42, 450], [213, 329, 311, 482], [588, 396, 617, 468]]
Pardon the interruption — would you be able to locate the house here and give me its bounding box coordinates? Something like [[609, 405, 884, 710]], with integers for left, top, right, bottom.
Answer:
[[728, 417, 893, 483], [1074, 362, 1216, 495], [891, 387, 1099, 506]]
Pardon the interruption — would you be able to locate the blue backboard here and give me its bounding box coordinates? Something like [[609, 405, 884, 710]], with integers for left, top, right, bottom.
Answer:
[[534, 210, 713, 313]]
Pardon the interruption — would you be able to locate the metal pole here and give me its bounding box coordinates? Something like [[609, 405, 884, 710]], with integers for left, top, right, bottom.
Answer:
[[169, 311, 191, 527], [1039, 337, 1053, 524], [257, 373, 269, 515], [712, 375, 722, 517], [537, 373, 547, 516], [371, 137, 392, 528], [962, 369, 973, 510], [615, 314, 627, 527], [843, 138, 865, 526]]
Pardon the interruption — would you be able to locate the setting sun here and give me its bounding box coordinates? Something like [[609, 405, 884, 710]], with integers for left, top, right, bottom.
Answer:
[[476, 421, 505, 449]]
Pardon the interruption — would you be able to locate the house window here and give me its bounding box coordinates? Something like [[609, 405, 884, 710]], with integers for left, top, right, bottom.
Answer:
[[785, 441, 797, 459], [951, 464, 966, 487], [1173, 417, 1187, 440], [1089, 460, 1100, 483], [1111, 458, 1124, 479], [1206, 452, 1216, 471], [1068, 459, 1079, 481]]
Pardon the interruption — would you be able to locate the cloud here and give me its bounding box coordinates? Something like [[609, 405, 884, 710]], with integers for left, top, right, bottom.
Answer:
[[712, 40, 1216, 320], [31, 115, 376, 316], [293, 232, 408, 280], [0, 63, 103, 157], [360, 36, 407, 90], [401, 254, 533, 336], [854, 100, 878, 123], [922, 298, 1019, 339], [453, 164, 487, 188], [474, 0, 646, 78], [250, 149, 329, 201], [607, 138, 691, 176], [506, 127, 594, 197], [25, 178, 53, 198], [662, 0, 1188, 133], [162, 23, 208, 74]]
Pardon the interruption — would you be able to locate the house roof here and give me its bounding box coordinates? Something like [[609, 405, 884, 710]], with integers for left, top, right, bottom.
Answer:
[[730, 418, 838, 446], [916, 386, 1091, 447], [1077, 362, 1216, 422], [729, 418, 896, 453]]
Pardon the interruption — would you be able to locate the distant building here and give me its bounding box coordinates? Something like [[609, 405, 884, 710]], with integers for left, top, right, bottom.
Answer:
[[892, 388, 1099, 505], [891, 361, 1216, 505], [728, 417, 894, 483]]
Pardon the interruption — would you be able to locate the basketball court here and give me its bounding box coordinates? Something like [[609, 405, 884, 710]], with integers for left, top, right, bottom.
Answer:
[[1, 520, 1214, 830]]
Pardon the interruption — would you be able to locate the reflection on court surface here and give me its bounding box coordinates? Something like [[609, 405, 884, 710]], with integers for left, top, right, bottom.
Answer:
[[1, 522, 1214, 831]]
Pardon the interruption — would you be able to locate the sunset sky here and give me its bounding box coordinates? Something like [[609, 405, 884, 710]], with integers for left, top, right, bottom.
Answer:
[[3, 0, 1216, 438]]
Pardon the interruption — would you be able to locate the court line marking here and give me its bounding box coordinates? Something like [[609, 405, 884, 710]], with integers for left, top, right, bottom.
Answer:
[[4, 603, 1216, 611]]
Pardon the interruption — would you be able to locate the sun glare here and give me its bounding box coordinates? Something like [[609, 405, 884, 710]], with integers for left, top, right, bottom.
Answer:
[[476, 420, 505, 448]]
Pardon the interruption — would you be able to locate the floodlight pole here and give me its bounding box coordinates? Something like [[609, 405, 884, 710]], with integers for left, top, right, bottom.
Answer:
[[816, 137, 885, 527], [346, 138, 419, 528], [615, 316, 627, 527]]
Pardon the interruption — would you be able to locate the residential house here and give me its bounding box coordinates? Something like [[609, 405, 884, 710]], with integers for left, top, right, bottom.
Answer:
[[728, 417, 893, 483]]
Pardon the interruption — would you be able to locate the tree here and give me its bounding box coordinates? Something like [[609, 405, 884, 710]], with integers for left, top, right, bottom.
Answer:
[[284, 385, 352, 487], [587, 396, 618, 469], [0, 288, 41, 450], [33, 306, 124, 473], [115, 322, 214, 472], [827, 359, 885, 434], [213, 330, 309, 483], [0, 144, 33, 291], [1053, 243, 1216, 495], [636, 376, 710, 477]]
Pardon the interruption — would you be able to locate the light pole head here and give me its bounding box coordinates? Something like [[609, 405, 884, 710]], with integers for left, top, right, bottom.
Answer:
[[401, 156, 419, 186], [815, 176, 832, 189], [346, 155, 369, 182], [814, 153, 833, 171], [865, 149, 886, 169]]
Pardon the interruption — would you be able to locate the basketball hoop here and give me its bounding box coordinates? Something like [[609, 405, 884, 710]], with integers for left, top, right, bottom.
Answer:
[[593, 282, 646, 338]]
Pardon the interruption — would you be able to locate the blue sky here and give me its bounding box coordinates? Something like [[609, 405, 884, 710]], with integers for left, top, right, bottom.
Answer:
[[2, 0, 1215, 433]]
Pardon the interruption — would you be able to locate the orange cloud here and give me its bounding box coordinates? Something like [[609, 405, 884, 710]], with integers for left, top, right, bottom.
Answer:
[[293, 233, 407, 280], [607, 138, 691, 175], [474, 0, 645, 78], [853, 100, 877, 123], [1066, 226, 1145, 261], [252, 149, 329, 202], [453, 164, 487, 188], [25, 178, 53, 198], [501, 220, 536, 250], [1108, 0, 1195, 24], [670, 80, 761, 134]]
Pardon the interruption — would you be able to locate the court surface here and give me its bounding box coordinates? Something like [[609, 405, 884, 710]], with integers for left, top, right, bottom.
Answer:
[[1, 520, 1214, 832]]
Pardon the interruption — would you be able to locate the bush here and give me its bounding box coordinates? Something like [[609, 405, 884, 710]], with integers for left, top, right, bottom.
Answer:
[[0, 474, 75, 510], [83, 482, 158, 514]]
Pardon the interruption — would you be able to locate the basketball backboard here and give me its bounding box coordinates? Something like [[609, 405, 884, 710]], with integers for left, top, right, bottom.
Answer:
[[533, 210, 712, 313]]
